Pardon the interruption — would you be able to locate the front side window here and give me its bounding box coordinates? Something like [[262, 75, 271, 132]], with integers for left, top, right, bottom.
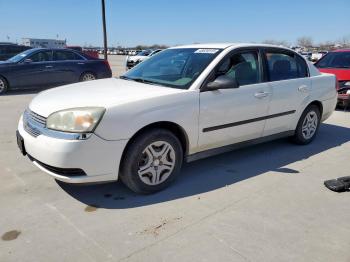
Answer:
[[216, 51, 261, 86], [265, 52, 307, 81], [28, 51, 52, 62], [122, 48, 222, 89]]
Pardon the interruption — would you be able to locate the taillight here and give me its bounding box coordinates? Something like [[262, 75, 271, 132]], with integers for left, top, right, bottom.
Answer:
[[103, 60, 111, 71], [335, 77, 340, 90]]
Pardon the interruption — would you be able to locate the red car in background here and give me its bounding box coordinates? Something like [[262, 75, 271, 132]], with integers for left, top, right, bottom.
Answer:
[[315, 49, 350, 108]]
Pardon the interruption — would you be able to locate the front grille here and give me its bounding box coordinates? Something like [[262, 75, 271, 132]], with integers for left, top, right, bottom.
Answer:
[[28, 155, 86, 177], [27, 110, 46, 126], [23, 109, 47, 137], [24, 124, 41, 137]]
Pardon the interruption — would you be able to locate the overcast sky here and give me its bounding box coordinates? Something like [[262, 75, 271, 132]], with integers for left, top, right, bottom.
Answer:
[[1, 0, 349, 47]]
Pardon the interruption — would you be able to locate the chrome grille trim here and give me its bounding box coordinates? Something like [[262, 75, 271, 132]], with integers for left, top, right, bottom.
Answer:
[[23, 109, 46, 137], [22, 109, 92, 140], [28, 110, 46, 125]]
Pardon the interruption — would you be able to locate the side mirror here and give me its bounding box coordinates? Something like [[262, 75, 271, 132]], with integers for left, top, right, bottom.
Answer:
[[203, 75, 238, 91], [23, 59, 33, 64]]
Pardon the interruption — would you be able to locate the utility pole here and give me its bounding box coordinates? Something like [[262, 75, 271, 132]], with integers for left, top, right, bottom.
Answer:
[[101, 0, 108, 60]]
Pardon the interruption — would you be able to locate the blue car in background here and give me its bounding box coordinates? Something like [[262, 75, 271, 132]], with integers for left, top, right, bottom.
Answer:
[[0, 48, 112, 95]]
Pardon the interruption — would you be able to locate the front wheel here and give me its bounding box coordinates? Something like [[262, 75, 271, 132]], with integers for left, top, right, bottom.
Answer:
[[0, 76, 8, 95], [120, 129, 183, 194], [292, 105, 321, 145]]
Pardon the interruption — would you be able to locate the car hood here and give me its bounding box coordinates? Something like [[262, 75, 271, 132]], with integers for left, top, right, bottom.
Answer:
[[318, 68, 350, 81], [0, 61, 14, 66], [29, 78, 184, 117]]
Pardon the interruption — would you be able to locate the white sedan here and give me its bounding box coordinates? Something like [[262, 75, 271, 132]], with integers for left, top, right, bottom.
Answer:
[[17, 43, 337, 194]]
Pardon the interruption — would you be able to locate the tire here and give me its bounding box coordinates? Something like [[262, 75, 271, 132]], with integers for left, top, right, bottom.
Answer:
[[120, 129, 183, 194], [292, 105, 321, 145], [80, 72, 96, 82], [0, 76, 8, 95]]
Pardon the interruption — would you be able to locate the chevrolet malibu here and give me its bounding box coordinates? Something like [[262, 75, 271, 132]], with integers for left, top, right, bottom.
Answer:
[[17, 44, 337, 194]]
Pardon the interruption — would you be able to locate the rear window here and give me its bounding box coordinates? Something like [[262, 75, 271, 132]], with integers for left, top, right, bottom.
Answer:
[[265, 52, 308, 81]]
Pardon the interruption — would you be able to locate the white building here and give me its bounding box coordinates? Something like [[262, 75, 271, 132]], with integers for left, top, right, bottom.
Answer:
[[22, 38, 66, 48]]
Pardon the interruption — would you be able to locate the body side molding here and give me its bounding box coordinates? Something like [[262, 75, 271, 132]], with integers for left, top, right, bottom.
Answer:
[[203, 110, 296, 133]]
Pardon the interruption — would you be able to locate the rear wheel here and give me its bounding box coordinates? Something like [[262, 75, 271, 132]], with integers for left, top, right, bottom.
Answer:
[[292, 105, 321, 145], [80, 72, 96, 82], [120, 129, 183, 194], [0, 76, 8, 95]]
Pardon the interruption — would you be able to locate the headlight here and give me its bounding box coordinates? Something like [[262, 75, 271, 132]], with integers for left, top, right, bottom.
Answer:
[[346, 90, 350, 95], [345, 81, 350, 86], [46, 107, 105, 133]]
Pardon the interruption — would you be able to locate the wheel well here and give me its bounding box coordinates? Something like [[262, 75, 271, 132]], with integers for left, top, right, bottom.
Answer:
[[0, 75, 9, 88], [309, 100, 323, 117], [120, 122, 189, 167]]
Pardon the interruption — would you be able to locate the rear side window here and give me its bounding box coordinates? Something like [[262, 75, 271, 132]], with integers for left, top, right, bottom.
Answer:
[[265, 52, 308, 81], [54, 51, 83, 61]]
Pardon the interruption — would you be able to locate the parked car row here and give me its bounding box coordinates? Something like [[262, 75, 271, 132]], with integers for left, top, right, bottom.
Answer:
[[66, 46, 99, 59], [98, 49, 141, 56], [0, 43, 32, 61], [0, 48, 112, 95], [126, 49, 163, 69]]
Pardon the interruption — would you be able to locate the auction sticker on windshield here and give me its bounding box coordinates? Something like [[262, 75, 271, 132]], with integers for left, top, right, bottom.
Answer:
[[194, 49, 219, 54]]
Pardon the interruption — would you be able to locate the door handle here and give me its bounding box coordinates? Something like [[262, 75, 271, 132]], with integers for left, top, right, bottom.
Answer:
[[298, 85, 308, 93], [45, 65, 53, 68], [254, 91, 270, 99], [77, 62, 85, 65]]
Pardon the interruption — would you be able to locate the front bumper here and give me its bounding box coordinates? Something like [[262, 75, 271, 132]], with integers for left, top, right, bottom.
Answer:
[[18, 116, 128, 183]]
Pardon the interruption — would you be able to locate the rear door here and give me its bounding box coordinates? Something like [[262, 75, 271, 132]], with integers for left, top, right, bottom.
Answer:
[[52, 50, 86, 84], [262, 49, 311, 136], [198, 49, 272, 151]]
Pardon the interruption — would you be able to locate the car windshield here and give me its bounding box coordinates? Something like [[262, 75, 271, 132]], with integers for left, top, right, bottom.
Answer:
[[122, 48, 222, 89], [6, 49, 34, 63], [316, 52, 350, 69]]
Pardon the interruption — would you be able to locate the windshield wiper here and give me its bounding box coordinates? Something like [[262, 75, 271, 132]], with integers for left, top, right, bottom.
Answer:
[[120, 75, 167, 87]]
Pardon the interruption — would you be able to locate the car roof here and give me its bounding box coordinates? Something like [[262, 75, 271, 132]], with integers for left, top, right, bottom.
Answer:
[[28, 48, 78, 52], [170, 43, 293, 51]]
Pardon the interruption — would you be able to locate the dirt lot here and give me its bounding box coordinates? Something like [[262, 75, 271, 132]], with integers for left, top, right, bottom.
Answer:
[[0, 77, 349, 261]]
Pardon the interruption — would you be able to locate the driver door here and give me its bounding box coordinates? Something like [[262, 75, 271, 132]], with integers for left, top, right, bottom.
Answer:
[[11, 50, 54, 87], [198, 49, 272, 151]]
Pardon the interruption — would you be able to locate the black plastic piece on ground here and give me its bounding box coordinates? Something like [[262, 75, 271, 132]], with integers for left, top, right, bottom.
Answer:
[[324, 176, 350, 192]]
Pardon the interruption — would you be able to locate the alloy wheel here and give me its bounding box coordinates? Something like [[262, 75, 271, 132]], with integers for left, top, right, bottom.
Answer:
[[82, 73, 96, 81], [0, 78, 5, 93]]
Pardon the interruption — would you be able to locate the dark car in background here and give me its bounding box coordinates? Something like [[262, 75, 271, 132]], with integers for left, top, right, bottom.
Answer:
[[0, 48, 112, 94], [0, 43, 32, 61], [315, 49, 350, 108]]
